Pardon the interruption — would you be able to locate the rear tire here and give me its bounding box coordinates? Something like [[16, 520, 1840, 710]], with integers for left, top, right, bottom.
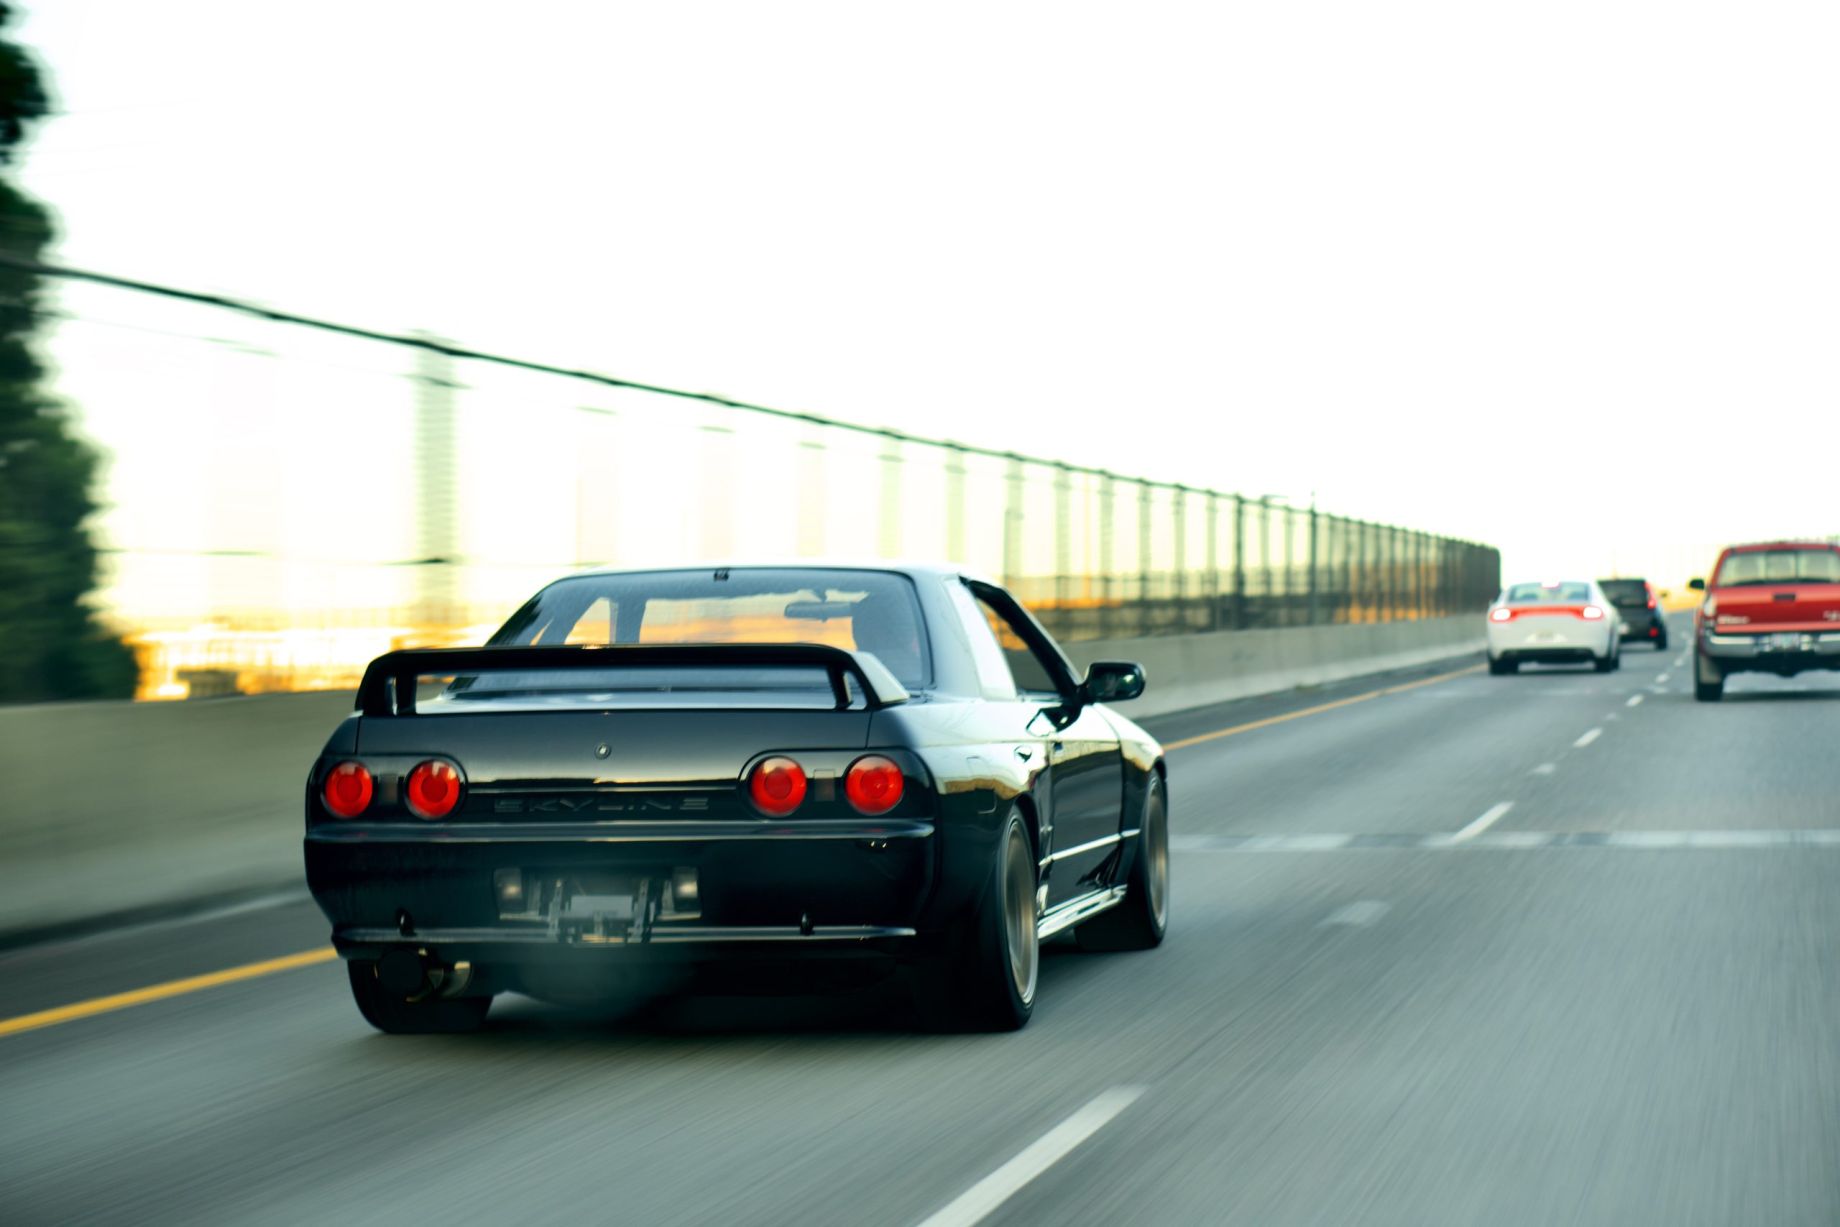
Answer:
[[917, 809, 1037, 1032], [1694, 652, 1724, 702], [1078, 774, 1168, 952], [347, 961, 492, 1034], [1593, 651, 1615, 673], [1488, 656, 1517, 676]]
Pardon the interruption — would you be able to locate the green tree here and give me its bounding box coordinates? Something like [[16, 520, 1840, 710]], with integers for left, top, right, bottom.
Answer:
[[0, 3, 137, 701]]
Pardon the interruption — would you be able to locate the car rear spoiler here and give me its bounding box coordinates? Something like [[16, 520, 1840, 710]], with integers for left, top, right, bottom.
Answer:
[[355, 643, 912, 716]]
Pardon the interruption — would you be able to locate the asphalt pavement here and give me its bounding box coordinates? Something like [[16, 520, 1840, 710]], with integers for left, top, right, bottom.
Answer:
[[5, 613, 1839, 1225]]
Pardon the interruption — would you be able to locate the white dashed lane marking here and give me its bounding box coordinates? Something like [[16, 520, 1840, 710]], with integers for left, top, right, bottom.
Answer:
[[1573, 727, 1603, 748], [1172, 830, 1840, 852], [1655, 673, 1671, 685], [1451, 802, 1514, 843], [914, 1086, 1147, 1227], [1530, 762, 1556, 776], [1626, 694, 1644, 707], [1320, 901, 1391, 928]]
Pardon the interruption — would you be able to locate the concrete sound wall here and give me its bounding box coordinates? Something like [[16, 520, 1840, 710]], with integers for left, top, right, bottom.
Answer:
[[0, 616, 1480, 943]]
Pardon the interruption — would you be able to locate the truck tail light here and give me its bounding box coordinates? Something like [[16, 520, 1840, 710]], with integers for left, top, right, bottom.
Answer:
[[748, 757, 807, 817], [405, 760, 461, 820], [844, 755, 905, 816], [322, 761, 373, 819]]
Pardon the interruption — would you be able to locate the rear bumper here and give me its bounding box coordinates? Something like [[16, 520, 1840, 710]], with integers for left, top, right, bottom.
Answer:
[[305, 818, 937, 964], [1616, 610, 1664, 640], [1497, 647, 1598, 664], [1700, 630, 1840, 675], [1488, 620, 1615, 660]]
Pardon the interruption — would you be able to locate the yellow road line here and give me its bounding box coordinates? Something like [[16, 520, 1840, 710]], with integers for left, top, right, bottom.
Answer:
[[0, 947, 338, 1039], [1164, 663, 1484, 752]]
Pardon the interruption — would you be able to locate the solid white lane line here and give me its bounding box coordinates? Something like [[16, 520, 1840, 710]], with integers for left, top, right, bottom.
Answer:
[[1626, 694, 1644, 708], [914, 1087, 1147, 1227], [1530, 762, 1556, 776], [1573, 727, 1602, 748], [1451, 802, 1513, 843]]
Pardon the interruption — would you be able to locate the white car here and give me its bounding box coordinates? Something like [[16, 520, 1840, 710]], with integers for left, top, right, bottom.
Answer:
[[1486, 579, 1623, 674]]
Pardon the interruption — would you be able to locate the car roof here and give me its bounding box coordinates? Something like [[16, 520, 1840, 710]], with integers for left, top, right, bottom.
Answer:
[[1721, 540, 1840, 554], [552, 559, 995, 585]]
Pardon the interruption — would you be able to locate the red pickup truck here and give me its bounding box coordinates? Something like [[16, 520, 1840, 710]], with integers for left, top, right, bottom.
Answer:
[[1690, 541, 1840, 701]]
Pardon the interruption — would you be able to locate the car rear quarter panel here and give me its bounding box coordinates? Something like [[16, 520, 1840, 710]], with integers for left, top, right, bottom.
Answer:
[[866, 701, 1040, 928]]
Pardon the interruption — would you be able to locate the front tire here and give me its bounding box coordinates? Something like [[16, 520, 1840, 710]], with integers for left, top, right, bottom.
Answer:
[[918, 809, 1037, 1032], [1078, 774, 1169, 952], [347, 961, 492, 1034]]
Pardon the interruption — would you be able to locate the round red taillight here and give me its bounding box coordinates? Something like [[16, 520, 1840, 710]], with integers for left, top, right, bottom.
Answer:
[[748, 757, 807, 817], [844, 755, 905, 816], [405, 760, 462, 820], [322, 761, 373, 819]]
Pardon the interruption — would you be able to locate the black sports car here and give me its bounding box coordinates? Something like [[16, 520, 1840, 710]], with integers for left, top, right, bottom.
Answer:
[[304, 564, 1169, 1033]]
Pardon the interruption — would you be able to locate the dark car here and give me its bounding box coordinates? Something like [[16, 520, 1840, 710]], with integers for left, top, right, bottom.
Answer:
[[1689, 541, 1840, 701], [304, 564, 1168, 1034], [1597, 577, 1668, 650]]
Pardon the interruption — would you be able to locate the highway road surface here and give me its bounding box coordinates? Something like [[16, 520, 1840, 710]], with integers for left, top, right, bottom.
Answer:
[[5, 614, 1838, 1225]]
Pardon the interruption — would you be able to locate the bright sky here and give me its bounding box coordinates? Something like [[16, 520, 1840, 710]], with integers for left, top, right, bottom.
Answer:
[[15, 0, 1840, 617]]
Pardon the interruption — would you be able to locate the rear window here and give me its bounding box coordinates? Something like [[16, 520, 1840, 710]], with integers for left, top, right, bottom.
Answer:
[[1598, 580, 1648, 604], [1713, 549, 1840, 587], [490, 568, 931, 690], [415, 664, 852, 713], [1504, 581, 1593, 604]]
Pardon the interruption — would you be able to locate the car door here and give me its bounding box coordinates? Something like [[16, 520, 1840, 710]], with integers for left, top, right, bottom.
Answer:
[[961, 581, 1125, 908]]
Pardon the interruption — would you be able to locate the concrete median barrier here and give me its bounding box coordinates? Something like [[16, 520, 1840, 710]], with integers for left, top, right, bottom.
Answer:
[[0, 691, 354, 945], [0, 616, 1481, 943], [1062, 615, 1483, 719]]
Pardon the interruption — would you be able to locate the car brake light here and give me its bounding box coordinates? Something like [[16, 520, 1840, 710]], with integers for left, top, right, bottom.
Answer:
[[1581, 605, 1605, 620], [1703, 596, 1717, 618], [844, 755, 905, 816], [748, 757, 807, 817], [322, 761, 373, 819], [405, 760, 461, 820], [1489, 608, 1513, 622]]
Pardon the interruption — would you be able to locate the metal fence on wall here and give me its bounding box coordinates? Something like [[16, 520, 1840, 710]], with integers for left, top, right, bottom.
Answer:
[[25, 259, 1500, 696]]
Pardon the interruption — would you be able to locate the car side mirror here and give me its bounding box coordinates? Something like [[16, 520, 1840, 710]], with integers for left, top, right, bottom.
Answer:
[[1081, 661, 1146, 704], [1687, 578, 1705, 591]]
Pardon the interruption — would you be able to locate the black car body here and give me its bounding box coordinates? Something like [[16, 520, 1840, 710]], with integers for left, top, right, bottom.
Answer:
[[304, 564, 1169, 1033], [1598, 577, 1668, 649]]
